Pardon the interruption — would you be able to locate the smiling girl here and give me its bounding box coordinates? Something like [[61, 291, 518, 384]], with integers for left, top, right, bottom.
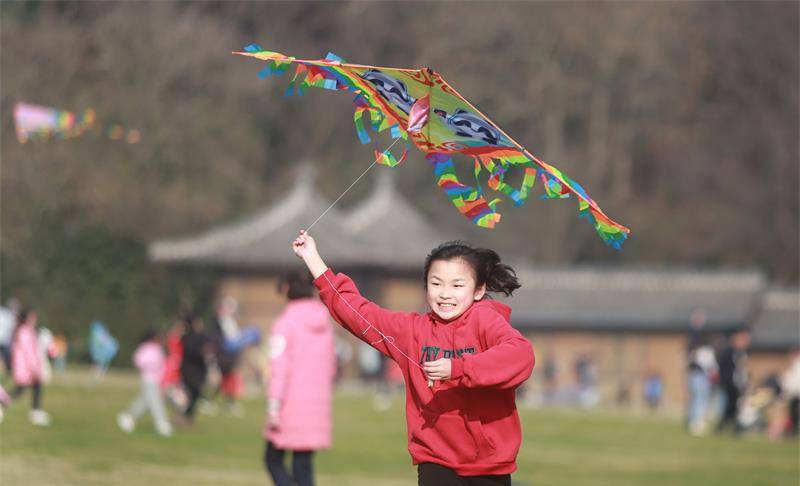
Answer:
[[292, 231, 535, 486]]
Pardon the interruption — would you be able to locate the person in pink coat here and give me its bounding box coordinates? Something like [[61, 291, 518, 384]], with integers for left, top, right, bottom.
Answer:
[[11, 309, 51, 426], [264, 270, 335, 486]]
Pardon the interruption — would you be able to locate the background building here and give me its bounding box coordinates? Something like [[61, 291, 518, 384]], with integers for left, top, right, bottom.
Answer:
[[150, 166, 799, 411]]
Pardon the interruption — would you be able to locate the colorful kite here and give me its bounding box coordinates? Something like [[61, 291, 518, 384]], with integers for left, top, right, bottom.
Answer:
[[13, 102, 142, 145], [14, 102, 95, 143], [235, 45, 629, 248]]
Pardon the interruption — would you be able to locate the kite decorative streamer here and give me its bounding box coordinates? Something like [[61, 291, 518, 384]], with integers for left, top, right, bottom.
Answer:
[[13, 102, 142, 145], [235, 45, 630, 248]]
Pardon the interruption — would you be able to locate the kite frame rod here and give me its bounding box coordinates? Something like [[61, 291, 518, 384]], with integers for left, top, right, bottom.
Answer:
[[232, 52, 421, 74], [441, 79, 624, 225]]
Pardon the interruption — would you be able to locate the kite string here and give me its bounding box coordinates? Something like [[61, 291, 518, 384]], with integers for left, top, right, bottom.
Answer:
[[301, 138, 427, 377], [304, 136, 403, 232], [321, 272, 425, 372]]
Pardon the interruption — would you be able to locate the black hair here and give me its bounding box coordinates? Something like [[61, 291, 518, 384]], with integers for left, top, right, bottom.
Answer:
[[183, 313, 202, 331], [12, 307, 32, 341], [16, 308, 31, 326], [138, 328, 158, 345], [280, 270, 315, 300], [424, 241, 521, 297]]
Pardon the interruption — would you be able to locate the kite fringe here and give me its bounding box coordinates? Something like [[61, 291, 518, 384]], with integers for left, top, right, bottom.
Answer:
[[240, 44, 630, 247]]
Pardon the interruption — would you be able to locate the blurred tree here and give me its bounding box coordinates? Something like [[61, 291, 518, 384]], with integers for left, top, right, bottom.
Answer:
[[0, 1, 797, 354]]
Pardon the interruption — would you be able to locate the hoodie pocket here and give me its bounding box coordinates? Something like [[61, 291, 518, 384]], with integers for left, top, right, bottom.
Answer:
[[411, 410, 479, 463], [469, 418, 497, 459]]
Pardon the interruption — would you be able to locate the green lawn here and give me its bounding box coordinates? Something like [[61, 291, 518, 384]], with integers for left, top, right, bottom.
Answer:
[[1, 369, 797, 485]]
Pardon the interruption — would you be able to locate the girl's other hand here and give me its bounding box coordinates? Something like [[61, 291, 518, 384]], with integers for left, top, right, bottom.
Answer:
[[423, 358, 452, 381]]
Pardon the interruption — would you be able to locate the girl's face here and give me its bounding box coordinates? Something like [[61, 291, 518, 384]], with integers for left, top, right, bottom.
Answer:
[[426, 258, 486, 322]]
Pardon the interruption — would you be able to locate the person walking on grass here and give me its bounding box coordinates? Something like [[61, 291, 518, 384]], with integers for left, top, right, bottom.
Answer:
[[161, 318, 187, 412], [117, 329, 173, 437], [716, 329, 750, 435], [11, 309, 51, 426], [264, 270, 335, 486], [180, 314, 209, 424], [0, 298, 19, 376], [292, 231, 535, 486]]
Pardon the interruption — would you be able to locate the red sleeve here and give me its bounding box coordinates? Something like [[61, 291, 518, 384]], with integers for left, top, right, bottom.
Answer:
[[314, 269, 414, 359], [450, 307, 535, 390]]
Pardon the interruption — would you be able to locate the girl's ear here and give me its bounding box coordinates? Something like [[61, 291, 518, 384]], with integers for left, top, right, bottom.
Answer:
[[473, 284, 487, 301]]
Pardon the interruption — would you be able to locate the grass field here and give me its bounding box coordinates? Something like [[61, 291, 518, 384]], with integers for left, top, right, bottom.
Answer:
[[1, 369, 797, 486]]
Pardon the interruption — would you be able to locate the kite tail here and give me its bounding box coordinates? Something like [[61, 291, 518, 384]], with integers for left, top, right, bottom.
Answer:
[[428, 153, 501, 228], [534, 162, 630, 248], [578, 200, 629, 249], [374, 145, 408, 167], [475, 152, 537, 206], [476, 150, 629, 248]]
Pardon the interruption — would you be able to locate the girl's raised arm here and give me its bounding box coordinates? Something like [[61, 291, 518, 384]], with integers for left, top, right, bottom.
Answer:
[[292, 231, 414, 360]]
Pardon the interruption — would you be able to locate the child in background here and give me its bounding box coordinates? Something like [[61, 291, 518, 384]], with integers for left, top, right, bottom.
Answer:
[[51, 333, 69, 372], [89, 320, 118, 380], [644, 370, 664, 411], [117, 329, 172, 437], [264, 270, 335, 486], [161, 318, 187, 411], [12, 309, 51, 426], [36, 325, 54, 385], [293, 231, 535, 486], [180, 314, 209, 424]]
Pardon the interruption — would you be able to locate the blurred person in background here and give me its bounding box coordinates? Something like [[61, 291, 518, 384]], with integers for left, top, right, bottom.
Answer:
[[180, 314, 209, 425], [382, 359, 406, 408], [333, 333, 353, 383], [686, 310, 718, 435], [161, 318, 187, 412], [264, 270, 335, 486], [117, 329, 172, 437], [644, 369, 664, 411], [11, 309, 51, 426], [356, 341, 386, 410], [0, 297, 20, 376], [542, 354, 558, 405], [37, 324, 54, 385], [51, 333, 68, 372], [210, 297, 244, 416], [89, 320, 118, 380], [575, 353, 599, 408], [716, 329, 750, 435], [780, 349, 800, 437]]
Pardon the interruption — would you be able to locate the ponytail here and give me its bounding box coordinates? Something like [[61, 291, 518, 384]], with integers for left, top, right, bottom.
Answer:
[[424, 241, 521, 297]]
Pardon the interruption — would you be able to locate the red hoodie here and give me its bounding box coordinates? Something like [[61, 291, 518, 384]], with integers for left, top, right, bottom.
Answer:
[[314, 269, 535, 476]]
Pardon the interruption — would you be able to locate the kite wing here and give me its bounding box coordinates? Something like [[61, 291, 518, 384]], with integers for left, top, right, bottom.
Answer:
[[235, 45, 630, 248]]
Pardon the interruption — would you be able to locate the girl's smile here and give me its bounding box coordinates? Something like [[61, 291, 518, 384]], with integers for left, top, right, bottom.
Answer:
[[426, 258, 486, 321]]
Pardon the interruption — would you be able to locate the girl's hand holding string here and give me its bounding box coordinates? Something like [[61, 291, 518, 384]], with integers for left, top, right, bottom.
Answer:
[[292, 230, 328, 278], [423, 358, 452, 382]]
